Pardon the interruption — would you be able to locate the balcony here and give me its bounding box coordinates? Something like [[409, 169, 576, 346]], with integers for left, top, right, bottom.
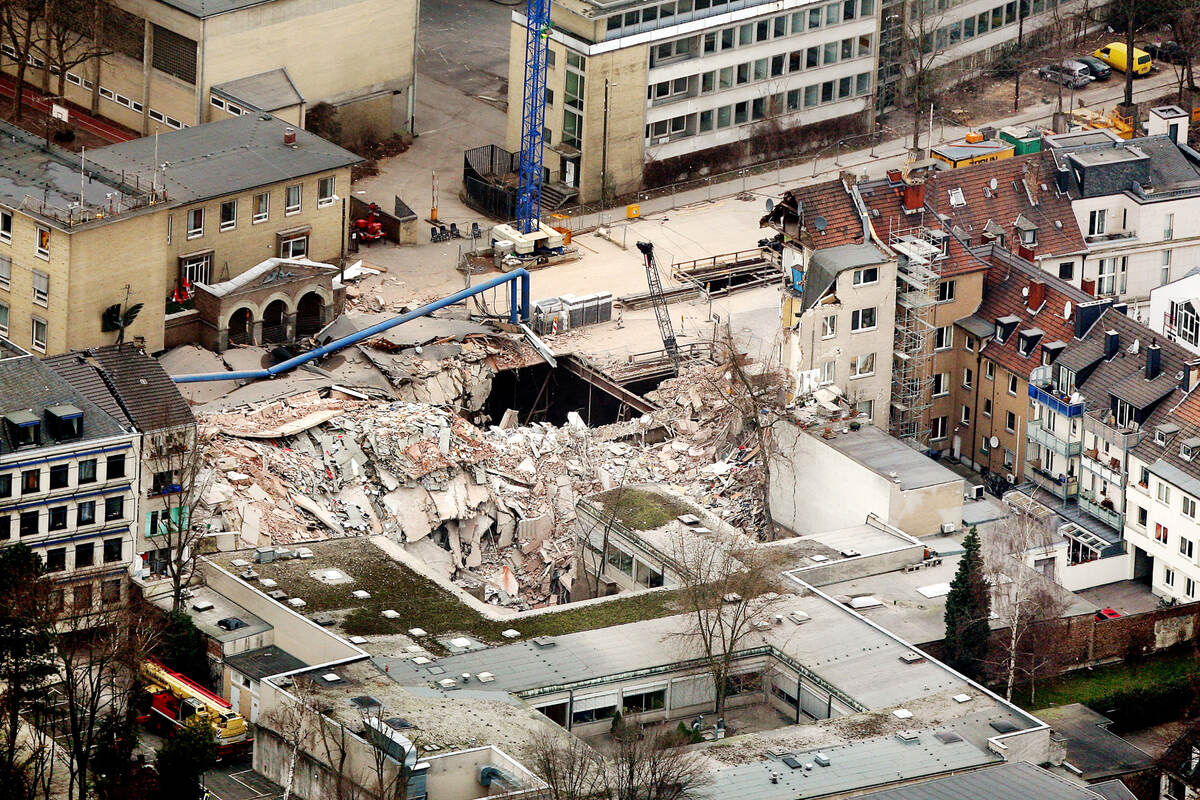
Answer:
[[1027, 419, 1082, 458], [1079, 491, 1124, 531], [1081, 448, 1123, 485], [1029, 383, 1084, 418], [1028, 461, 1079, 499]]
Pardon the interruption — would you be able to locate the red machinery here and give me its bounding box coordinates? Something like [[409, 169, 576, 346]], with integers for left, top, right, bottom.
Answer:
[[140, 659, 251, 759], [352, 202, 386, 245]]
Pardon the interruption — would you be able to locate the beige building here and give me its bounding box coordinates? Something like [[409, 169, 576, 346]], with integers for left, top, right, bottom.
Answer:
[[0, 114, 357, 355], [3, 0, 417, 138], [507, 0, 880, 204]]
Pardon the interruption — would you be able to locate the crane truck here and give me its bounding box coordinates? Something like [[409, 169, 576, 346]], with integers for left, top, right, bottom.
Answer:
[[140, 659, 251, 759]]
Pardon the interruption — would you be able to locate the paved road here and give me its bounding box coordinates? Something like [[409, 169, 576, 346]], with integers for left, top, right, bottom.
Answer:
[[418, 0, 513, 109]]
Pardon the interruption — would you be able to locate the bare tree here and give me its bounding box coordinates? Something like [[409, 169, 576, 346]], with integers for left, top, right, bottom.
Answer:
[[262, 678, 312, 800], [982, 514, 1069, 702], [0, 0, 44, 121], [668, 530, 782, 715], [1163, 0, 1200, 102], [898, 0, 948, 150], [35, 0, 113, 100], [606, 729, 710, 800], [144, 425, 207, 612], [527, 730, 606, 800], [360, 709, 425, 800]]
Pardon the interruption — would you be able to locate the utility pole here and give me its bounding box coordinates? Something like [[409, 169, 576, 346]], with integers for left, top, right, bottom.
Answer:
[[601, 79, 612, 208], [1013, 0, 1027, 111]]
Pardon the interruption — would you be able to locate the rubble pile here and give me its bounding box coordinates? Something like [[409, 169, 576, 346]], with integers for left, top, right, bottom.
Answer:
[[197, 361, 774, 608]]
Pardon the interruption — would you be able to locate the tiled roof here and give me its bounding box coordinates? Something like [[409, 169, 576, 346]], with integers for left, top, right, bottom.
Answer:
[[970, 252, 1087, 377], [46, 345, 194, 434], [761, 178, 865, 249], [0, 354, 129, 457], [1072, 310, 1191, 410]]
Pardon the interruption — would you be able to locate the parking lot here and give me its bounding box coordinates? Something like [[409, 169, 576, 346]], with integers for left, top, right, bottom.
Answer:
[[204, 759, 284, 800]]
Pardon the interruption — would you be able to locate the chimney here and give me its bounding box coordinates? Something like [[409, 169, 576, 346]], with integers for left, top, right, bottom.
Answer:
[[1146, 340, 1162, 380], [1080, 278, 1096, 297], [902, 179, 925, 213], [283, 127, 297, 145], [1027, 279, 1046, 311], [1105, 329, 1119, 359]]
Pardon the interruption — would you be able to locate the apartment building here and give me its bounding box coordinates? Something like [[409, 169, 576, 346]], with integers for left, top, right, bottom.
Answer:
[[3, 0, 417, 138], [507, 0, 880, 203], [1044, 125, 1200, 318], [0, 344, 140, 617], [764, 180, 894, 429], [45, 345, 196, 586], [0, 114, 357, 355], [1151, 271, 1200, 356]]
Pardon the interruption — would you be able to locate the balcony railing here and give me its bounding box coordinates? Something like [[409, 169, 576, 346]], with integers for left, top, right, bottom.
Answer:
[[1081, 449, 1123, 484], [1028, 462, 1079, 498], [1079, 491, 1124, 530], [1029, 384, 1084, 418], [1027, 419, 1082, 458]]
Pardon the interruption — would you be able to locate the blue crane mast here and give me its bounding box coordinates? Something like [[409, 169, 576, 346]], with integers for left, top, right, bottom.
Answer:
[[516, 0, 552, 235]]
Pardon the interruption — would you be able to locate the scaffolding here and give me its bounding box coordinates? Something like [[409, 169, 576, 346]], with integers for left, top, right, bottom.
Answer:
[[888, 224, 944, 449]]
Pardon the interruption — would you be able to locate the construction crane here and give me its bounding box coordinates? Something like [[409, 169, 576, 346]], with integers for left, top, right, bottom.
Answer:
[[140, 659, 251, 759], [515, 0, 552, 234], [636, 241, 680, 373]]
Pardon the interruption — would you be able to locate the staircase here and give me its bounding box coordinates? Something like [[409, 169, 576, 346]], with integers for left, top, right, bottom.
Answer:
[[540, 181, 579, 211]]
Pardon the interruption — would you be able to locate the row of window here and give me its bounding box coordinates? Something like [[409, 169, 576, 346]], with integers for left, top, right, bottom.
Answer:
[[1162, 566, 1197, 599], [0, 454, 126, 498], [606, 0, 875, 42], [0, 304, 46, 351], [0, 497, 126, 540], [39, 539, 125, 573], [182, 177, 335, 241], [925, 0, 1064, 57], [645, 72, 871, 143], [209, 95, 248, 117]]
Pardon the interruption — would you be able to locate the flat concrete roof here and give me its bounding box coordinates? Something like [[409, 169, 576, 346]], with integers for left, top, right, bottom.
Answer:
[[156, 585, 271, 644], [808, 425, 963, 491], [1036, 704, 1155, 781]]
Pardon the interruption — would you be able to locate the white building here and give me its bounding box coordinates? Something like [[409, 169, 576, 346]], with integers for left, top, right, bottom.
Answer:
[[1150, 269, 1200, 356], [0, 343, 140, 616]]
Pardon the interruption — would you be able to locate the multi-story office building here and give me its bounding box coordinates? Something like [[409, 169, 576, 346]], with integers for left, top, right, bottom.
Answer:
[[0, 343, 140, 617], [506, 0, 881, 204], [1, 0, 417, 137]]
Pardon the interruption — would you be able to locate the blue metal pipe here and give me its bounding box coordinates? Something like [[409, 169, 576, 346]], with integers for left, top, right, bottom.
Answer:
[[173, 269, 530, 384]]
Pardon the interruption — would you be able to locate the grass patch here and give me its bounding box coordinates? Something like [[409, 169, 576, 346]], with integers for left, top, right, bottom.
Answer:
[[213, 539, 681, 646], [1024, 649, 1200, 711], [594, 488, 690, 531]]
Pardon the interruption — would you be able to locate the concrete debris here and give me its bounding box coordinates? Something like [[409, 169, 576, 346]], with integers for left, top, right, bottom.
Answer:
[[197, 360, 770, 610]]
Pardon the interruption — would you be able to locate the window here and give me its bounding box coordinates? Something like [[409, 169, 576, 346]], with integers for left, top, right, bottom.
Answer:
[[1008, 374, 1018, 395], [985, 361, 995, 380], [1088, 209, 1106, 237], [935, 326, 953, 350], [1136, 506, 1147, 526], [45, 548, 65, 572], [19, 511, 38, 537], [318, 176, 336, 207], [78, 459, 96, 484], [102, 579, 121, 605], [1156, 522, 1169, 543], [936, 280, 956, 303], [932, 373, 948, 397], [0, 210, 11, 243], [983, 398, 992, 416], [180, 252, 212, 285], [857, 399, 873, 418], [822, 315, 836, 338], [853, 266, 878, 285], [605, 545, 632, 575], [1097, 256, 1127, 295], [103, 537, 122, 563], [931, 416, 948, 440], [186, 208, 203, 238], [22, 469, 39, 493], [280, 234, 308, 259], [622, 687, 666, 714], [49, 463, 68, 490], [1184, 496, 1197, 519], [219, 199, 236, 231], [48, 506, 66, 531], [1164, 213, 1174, 241], [1003, 447, 1015, 469], [1162, 249, 1172, 285], [963, 367, 973, 388], [1167, 776, 1186, 800], [961, 405, 971, 425], [73, 583, 91, 610], [106, 453, 125, 479], [819, 359, 835, 385], [32, 270, 48, 306], [1058, 261, 1074, 280], [0, 255, 8, 289], [1188, 578, 1196, 599], [104, 496, 124, 522], [74, 543, 94, 569], [850, 307, 877, 332], [77, 501, 95, 526], [1180, 537, 1194, 559], [253, 192, 269, 223], [1006, 411, 1016, 433], [35, 226, 49, 259], [0, 474, 8, 498], [285, 184, 302, 214], [1158, 482, 1172, 504], [981, 436, 990, 454], [850, 353, 875, 377]]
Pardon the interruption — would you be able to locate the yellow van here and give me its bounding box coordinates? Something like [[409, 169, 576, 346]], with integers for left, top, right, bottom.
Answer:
[[1092, 42, 1152, 75]]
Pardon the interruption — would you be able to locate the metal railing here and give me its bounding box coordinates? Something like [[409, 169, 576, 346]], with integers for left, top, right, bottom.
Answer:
[[1079, 492, 1124, 531], [1029, 383, 1084, 418], [1026, 419, 1082, 458], [1028, 464, 1079, 499]]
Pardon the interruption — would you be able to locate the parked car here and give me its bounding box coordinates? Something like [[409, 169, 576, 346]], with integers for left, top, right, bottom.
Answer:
[[1094, 608, 1122, 621], [1141, 40, 1188, 65], [1093, 42, 1153, 75], [1037, 63, 1094, 89], [1075, 54, 1112, 81]]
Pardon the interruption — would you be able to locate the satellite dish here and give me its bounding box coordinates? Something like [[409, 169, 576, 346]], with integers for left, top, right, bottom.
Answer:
[[766, 198, 775, 213], [1022, 286, 1029, 297], [813, 215, 828, 232], [1063, 300, 1072, 320], [989, 178, 998, 191], [989, 436, 1001, 448]]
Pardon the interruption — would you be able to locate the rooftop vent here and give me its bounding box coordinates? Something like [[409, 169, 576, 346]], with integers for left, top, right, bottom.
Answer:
[[216, 617, 246, 631], [384, 717, 413, 730], [284, 127, 296, 145], [351, 695, 382, 709], [899, 651, 925, 664], [191, 600, 214, 612], [437, 678, 458, 689], [952, 693, 971, 703], [321, 672, 342, 683], [781, 756, 802, 769], [892, 709, 913, 719], [990, 720, 1019, 733], [896, 731, 920, 744], [813, 753, 831, 767], [477, 671, 495, 683], [531, 636, 556, 649], [935, 731, 964, 744]]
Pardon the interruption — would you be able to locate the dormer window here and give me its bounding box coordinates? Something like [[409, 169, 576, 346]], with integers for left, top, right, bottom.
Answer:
[[45, 405, 82, 440], [1055, 365, 1077, 394], [995, 315, 1020, 343], [1015, 213, 1038, 246], [1017, 328, 1044, 357], [1182, 437, 1200, 461], [3, 410, 40, 448], [1156, 423, 1181, 446]]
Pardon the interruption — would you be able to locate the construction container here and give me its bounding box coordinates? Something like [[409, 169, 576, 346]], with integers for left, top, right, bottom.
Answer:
[[930, 138, 1014, 168], [595, 291, 613, 322], [998, 125, 1042, 154], [580, 293, 601, 325], [532, 298, 563, 335], [560, 294, 587, 329]]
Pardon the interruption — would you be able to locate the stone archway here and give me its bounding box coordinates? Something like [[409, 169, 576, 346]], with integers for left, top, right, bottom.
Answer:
[[228, 307, 254, 346], [262, 299, 290, 344], [296, 291, 326, 337]]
